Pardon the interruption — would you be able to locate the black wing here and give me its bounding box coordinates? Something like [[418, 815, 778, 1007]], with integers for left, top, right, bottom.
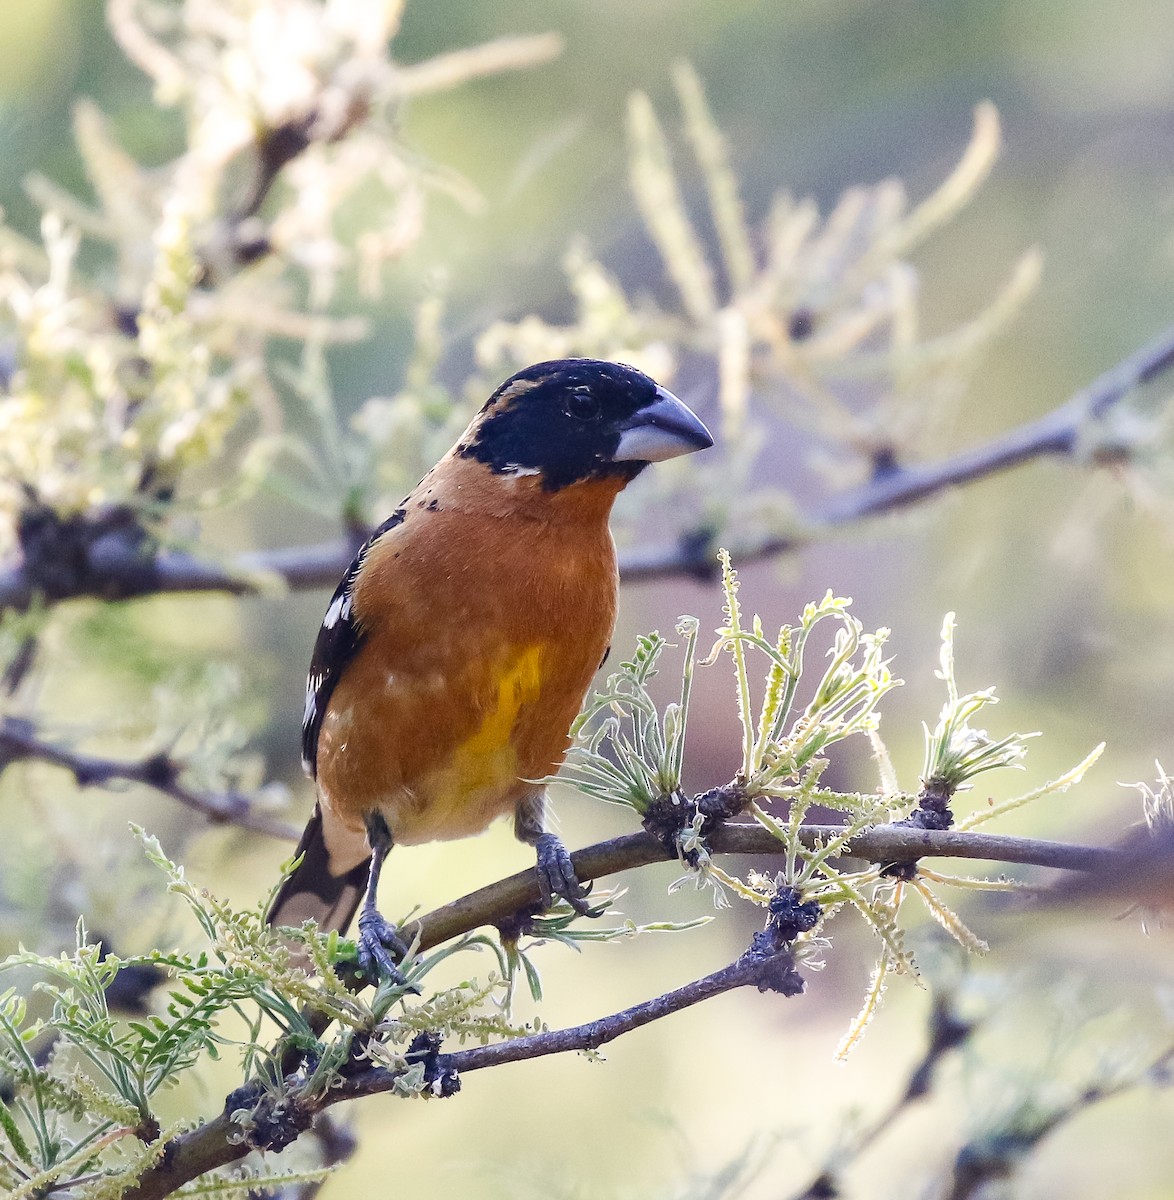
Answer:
[[300, 508, 406, 776]]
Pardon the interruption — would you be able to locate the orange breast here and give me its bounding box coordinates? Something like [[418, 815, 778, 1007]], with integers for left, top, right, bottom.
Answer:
[[314, 460, 621, 845]]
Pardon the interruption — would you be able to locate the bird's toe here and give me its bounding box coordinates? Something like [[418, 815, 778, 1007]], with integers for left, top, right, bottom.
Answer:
[[534, 833, 600, 917], [356, 908, 412, 985]]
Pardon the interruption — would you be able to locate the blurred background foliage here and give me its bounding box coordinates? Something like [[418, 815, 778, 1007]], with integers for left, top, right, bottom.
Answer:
[[2, 1, 1174, 1197]]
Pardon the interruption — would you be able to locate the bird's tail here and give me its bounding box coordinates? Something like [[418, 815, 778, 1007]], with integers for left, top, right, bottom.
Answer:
[[267, 804, 371, 935]]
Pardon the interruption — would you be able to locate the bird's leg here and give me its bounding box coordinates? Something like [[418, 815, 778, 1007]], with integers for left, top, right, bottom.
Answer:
[[356, 811, 411, 982], [514, 792, 597, 917]]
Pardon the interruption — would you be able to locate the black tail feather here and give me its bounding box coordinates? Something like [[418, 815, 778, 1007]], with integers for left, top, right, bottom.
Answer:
[[267, 804, 370, 936]]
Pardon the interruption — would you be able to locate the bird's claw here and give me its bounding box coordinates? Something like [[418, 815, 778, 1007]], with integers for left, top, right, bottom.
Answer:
[[534, 833, 600, 917], [356, 907, 413, 986]]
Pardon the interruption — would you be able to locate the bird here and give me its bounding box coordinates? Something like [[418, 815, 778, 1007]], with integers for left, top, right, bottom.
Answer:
[[267, 358, 714, 978]]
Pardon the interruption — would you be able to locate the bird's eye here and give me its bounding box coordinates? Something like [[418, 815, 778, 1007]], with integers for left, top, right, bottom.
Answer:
[[562, 390, 601, 421]]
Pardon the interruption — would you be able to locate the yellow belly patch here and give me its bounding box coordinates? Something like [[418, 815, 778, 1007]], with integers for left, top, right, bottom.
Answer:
[[395, 643, 548, 843], [450, 642, 546, 792]]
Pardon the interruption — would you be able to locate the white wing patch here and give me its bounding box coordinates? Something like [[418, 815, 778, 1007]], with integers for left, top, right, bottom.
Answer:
[[323, 592, 353, 629], [302, 504, 406, 776], [300, 678, 318, 775], [303, 674, 320, 728]]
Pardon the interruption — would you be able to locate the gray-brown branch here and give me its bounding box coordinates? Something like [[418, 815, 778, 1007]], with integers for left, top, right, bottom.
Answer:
[[120, 943, 801, 1200], [0, 716, 299, 840], [408, 823, 1116, 952], [622, 321, 1174, 579], [2, 325, 1172, 608]]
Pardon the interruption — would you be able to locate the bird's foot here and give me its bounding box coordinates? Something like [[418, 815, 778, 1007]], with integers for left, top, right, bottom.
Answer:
[[356, 907, 412, 985], [534, 833, 600, 917]]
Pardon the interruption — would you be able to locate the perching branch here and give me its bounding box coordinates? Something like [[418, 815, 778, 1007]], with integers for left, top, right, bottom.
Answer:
[[116, 817, 1163, 1200], [0, 716, 299, 841], [407, 823, 1116, 953], [3, 325, 1171, 608]]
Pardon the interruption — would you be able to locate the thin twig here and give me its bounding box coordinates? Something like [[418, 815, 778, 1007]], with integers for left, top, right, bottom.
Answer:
[[786, 989, 976, 1200], [0, 717, 299, 840], [443, 950, 791, 1070]]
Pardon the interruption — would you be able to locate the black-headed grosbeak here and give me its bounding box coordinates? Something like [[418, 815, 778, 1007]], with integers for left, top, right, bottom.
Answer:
[[268, 358, 713, 976]]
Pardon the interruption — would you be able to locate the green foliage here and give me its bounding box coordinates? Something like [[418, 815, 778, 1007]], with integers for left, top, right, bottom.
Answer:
[[714, 549, 899, 793], [921, 612, 1037, 795], [562, 557, 1104, 1055], [560, 555, 899, 826], [564, 553, 901, 835], [0, 829, 528, 1198], [559, 617, 701, 813], [0, 819, 718, 1196]]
